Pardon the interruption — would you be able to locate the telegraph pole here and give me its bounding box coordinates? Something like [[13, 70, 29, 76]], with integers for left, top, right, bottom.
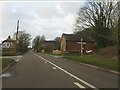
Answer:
[[16, 20, 19, 41], [15, 20, 19, 53], [81, 38, 83, 58]]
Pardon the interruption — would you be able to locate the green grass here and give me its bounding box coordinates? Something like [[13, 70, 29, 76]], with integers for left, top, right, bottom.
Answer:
[[0, 58, 13, 69], [63, 54, 118, 71]]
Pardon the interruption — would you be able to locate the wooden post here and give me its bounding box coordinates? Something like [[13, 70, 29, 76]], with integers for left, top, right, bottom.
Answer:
[[81, 38, 83, 58], [16, 20, 19, 41]]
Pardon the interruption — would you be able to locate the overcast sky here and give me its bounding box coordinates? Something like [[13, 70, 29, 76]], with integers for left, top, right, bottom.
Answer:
[[0, 1, 86, 43]]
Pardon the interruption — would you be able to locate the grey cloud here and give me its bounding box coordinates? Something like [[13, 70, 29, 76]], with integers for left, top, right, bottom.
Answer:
[[0, 0, 84, 1], [1, 1, 85, 42]]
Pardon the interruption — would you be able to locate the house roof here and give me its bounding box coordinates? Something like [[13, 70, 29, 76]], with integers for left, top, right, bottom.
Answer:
[[62, 33, 94, 42], [2, 36, 16, 43], [45, 40, 56, 43]]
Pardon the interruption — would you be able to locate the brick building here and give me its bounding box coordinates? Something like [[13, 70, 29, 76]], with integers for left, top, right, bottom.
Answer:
[[42, 41, 56, 53], [60, 33, 94, 54]]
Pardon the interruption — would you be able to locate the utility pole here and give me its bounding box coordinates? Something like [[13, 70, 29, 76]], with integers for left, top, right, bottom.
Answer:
[[15, 20, 19, 53], [81, 38, 83, 58], [16, 20, 19, 41]]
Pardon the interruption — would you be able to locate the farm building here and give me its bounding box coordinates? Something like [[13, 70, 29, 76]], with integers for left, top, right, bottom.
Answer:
[[42, 41, 56, 53], [60, 33, 94, 54]]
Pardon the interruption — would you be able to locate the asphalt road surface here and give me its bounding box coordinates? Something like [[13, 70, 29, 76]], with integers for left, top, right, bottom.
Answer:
[[2, 51, 118, 88]]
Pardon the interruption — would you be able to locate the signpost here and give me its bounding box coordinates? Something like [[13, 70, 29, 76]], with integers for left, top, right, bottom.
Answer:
[[77, 39, 86, 58]]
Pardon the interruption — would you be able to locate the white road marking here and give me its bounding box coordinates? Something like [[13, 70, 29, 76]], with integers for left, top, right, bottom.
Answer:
[[110, 70, 119, 74], [15, 56, 22, 62], [15, 58, 20, 62], [79, 62, 120, 75], [45, 61, 47, 63], [80, 63, 99, 69], [34, 53, 99, 90], [53, 67, 57, 70], [17, 56, 22, 58], [74, 82, 85, 88], [34, 54, 37, 56]]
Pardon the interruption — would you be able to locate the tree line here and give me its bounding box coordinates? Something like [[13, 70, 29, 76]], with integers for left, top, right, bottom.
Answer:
[[16, 31, 61, 53], [32, 35, 60, 53]]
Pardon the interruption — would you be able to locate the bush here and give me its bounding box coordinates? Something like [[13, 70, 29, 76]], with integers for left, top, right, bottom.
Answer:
[[95, 45, 118, 58]]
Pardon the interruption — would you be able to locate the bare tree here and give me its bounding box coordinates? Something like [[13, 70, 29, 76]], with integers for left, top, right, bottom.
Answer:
[[74, 1, 118, 48], [75, 1, 117, 30]]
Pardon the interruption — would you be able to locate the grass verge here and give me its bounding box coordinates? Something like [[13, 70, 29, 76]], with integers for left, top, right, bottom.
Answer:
[[0, 58, 13, 70], [63, 54, 118, 71], [2, 51, 24, 56]]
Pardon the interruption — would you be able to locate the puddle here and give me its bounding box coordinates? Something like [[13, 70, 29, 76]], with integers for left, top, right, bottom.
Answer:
[[0, 73, 16, 78]]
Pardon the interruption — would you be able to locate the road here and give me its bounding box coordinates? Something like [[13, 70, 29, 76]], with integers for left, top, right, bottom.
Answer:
[[2, 51, 118, 88]]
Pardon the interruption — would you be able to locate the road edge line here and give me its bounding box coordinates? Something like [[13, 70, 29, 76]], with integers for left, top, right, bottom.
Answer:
[[62, 58, 119, 75], [74, 82, 86, 88], [79, 62, 120, 75]]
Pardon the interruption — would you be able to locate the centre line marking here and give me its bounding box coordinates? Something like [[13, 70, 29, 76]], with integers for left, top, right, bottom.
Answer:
[[45, 61, 47, 63], [53, 67, 57, 69], [35, 53, 99, 90], [74, 82, 86, 88], [15, 56, 23, 62]]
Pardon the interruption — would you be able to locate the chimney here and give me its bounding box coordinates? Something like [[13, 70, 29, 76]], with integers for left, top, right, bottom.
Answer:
[[8, 36, 11, 39]]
